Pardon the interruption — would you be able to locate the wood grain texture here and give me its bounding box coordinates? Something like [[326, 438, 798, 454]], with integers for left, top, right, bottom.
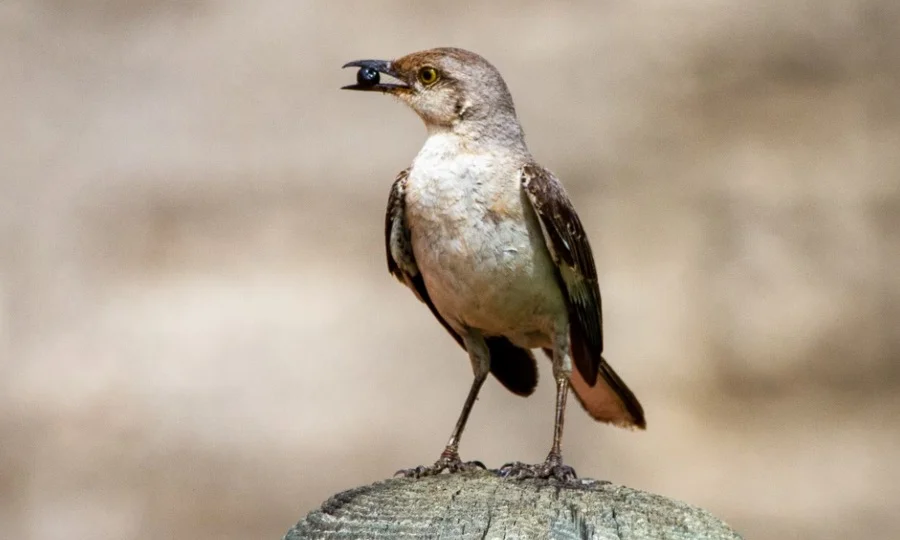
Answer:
[[285, 471, 743, 539]]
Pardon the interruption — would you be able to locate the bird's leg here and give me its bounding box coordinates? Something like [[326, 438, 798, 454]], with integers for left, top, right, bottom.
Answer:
[[541, 373, 576, 478], [396, 332, 490, 478], [500, 329, 577, 481]]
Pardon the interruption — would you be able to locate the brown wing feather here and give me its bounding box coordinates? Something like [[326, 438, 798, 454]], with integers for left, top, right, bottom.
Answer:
[[525, 165, 645, 428], [521, 164, 603, 383], [385, 170, 537, 396]]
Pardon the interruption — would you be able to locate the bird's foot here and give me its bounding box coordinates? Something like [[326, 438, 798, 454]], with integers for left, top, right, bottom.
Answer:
[[395, 450, 486, 478], [498, 453, 577, 482]]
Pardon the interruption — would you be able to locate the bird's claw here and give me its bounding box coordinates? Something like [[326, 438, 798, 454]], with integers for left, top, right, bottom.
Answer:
[[395, 453, 486, 478], [498, 455, 577, 482]]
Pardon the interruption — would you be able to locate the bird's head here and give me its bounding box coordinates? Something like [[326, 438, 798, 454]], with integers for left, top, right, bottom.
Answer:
[[343, 47, 523, 143]]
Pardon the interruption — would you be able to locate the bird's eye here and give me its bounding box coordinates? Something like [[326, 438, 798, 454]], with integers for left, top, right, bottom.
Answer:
[[417, 67, 439, 85]]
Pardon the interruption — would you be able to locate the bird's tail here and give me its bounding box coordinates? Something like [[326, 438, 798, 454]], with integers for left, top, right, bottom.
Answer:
[[486, 337, 538, 397], [569, 356, 646, 429], [543, 348, 645, 428]]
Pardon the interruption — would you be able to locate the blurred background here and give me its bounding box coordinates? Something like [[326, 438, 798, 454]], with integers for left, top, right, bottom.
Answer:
[[2, 1, 899, 539]]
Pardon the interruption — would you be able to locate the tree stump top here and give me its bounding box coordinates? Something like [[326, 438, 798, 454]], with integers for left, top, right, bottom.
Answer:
[[286, 471, 742, 539]]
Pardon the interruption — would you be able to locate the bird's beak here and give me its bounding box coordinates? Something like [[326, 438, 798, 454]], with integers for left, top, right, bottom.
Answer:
[[341, 59, 410, 92]]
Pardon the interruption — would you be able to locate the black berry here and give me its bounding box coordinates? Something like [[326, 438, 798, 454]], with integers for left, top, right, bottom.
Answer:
[[357, 67, 380, 87]]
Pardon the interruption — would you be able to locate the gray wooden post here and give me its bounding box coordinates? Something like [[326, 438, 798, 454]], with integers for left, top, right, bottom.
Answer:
[[285, 471, 743, 539]]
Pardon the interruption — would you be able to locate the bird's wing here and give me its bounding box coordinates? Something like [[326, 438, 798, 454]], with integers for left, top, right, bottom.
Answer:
[[385, 170, 417, 292], [521, 164, 604, 384], [523, 164, 645, 428], [385, 169, 462, 346], [385, 169, 538, 396]]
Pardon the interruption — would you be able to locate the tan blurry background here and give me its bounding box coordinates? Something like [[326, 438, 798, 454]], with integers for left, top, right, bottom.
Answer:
[[2, 1, 899, 538]]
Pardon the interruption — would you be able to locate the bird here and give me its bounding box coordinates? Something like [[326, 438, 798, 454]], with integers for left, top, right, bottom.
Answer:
[[342, 47, 645, 480]]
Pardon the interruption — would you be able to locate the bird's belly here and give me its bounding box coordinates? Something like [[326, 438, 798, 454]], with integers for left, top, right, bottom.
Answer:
[[408, 202, 565, 347]]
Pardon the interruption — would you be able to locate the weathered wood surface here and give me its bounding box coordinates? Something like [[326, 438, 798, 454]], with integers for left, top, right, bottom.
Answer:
[[285, 471, 743, 539]]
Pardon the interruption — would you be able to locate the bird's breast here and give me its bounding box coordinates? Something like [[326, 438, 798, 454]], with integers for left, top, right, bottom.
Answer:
[[404, 148, 565, 342]]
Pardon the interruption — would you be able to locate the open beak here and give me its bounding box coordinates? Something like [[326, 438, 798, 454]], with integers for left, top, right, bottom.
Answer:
[[341, 59, 410, 92]]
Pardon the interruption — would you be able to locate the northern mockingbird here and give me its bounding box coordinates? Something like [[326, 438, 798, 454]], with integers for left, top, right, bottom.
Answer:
[[343, 47, 645, 480]]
